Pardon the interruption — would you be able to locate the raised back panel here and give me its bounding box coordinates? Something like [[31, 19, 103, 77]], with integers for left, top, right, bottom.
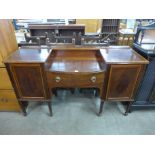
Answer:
[[10, 64, 46, 99], [106, 65, 141, 100]]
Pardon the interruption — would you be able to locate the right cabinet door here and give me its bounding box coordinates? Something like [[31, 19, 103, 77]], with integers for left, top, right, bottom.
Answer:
[[106, 64, 142, 101]]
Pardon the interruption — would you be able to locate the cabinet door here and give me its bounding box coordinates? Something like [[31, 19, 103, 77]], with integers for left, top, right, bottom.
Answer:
[[10, 64, 47, 100], [106, 65, 142, 101]]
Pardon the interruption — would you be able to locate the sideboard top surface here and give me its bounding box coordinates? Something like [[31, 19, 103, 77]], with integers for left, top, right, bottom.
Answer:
[[100, 48, 149, 64], [4, 46, 149, 64], [4, 48, 51, 63]]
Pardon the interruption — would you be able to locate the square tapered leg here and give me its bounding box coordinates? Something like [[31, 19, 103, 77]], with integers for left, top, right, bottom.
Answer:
[[47, 101, 53, 116], [124, 101, 133, 116], [98, 101, 104, 116]]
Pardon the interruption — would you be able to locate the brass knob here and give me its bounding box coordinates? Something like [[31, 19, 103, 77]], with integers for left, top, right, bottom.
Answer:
[[91, 76, 96, 83], [55, 76, 61, 82]]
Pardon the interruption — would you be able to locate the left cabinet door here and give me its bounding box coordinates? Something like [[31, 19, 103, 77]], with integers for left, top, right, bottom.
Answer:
[[9, 63, 47, 100]]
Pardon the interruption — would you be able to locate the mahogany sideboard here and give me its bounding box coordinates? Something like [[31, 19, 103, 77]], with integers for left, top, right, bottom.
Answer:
[[4, 46, 149, 116]]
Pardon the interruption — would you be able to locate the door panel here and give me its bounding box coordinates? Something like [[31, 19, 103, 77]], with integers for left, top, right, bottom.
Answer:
[[106, 65, 141, 100], [10, 64, 46, 99]]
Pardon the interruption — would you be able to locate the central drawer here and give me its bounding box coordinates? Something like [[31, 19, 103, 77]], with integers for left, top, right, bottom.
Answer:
[[46, 72, 105, 88]]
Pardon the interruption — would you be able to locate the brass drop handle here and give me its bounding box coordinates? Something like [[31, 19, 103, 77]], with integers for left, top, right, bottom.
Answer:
[[91, 76, 96, 83], [55, 76, 61, 82]]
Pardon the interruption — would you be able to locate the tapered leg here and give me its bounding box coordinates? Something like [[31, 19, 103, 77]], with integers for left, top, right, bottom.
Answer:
[[53, 89, 58, 96], [47, 101, 53, 116], [19, 101, 27, 116], [95, 89, 98, 97], [98, 101, 104, 116], [124, 101, 133, 116]]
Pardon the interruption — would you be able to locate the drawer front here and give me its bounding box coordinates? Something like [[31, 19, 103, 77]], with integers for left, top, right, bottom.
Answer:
[[0, 90, 20, 111], [47, 72, 104, 88], [0, 67, 13, 89]]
